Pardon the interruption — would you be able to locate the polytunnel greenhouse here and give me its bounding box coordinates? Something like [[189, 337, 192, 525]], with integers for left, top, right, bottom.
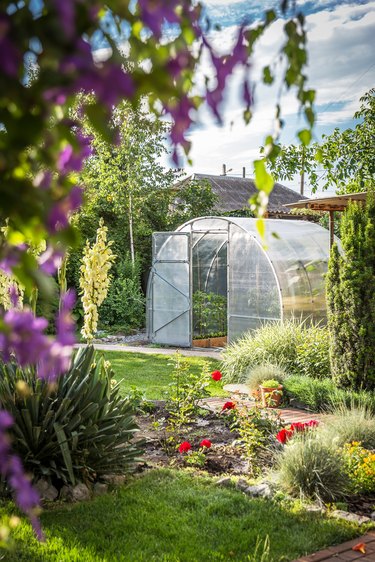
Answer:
[[146, 217, 332, 347]]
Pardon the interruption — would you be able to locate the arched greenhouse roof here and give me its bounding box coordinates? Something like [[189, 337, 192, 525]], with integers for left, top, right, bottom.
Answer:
[[147, 217, 332, 347]]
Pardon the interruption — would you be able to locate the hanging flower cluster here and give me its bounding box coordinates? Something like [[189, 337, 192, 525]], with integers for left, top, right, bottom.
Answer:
[[79, 219, 115, 341]]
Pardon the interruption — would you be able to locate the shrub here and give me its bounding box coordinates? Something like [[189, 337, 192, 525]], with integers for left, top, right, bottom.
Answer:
[[341, 441, 375, 494], [0, 346, 141, 486], [318, 404, 375, 449], [245, 363, 288, 391], [276, 436, 347, 501], [284, 375, 375, 413], [99, 276, 145, 332], [221, 320, 329, 383]]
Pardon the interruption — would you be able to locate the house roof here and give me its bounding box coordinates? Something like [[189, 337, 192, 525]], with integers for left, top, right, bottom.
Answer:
[[179, 173, 307, 214], [283, 192, 367, 212]]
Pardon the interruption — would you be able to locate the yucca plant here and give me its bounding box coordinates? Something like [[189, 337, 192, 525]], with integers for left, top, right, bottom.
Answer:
[[0, 346, 142, 485]]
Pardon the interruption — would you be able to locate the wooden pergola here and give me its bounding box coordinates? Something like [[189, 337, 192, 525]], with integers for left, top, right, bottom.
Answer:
[[284, 192, 367, 248]]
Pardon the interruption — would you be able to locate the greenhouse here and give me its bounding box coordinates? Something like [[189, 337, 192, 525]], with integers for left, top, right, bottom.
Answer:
[[146, 216, 332, 347]]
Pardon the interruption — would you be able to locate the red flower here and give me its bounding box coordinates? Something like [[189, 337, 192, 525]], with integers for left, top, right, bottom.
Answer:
[[290, 422, 305, 432], [179, 441, 191, 453], [211, 370, 222, 382], [276, 428, 294, 444], [222, 401, 236, 411], [200, 439, 212, 448], [306, 419, 319, 428]]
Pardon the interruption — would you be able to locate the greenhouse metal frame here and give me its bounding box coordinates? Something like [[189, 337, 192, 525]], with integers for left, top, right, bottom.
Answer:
[[146, 217, 331, 347]]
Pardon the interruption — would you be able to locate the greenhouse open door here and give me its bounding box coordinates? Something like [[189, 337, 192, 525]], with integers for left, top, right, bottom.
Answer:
[[147, 232, 191, 347]]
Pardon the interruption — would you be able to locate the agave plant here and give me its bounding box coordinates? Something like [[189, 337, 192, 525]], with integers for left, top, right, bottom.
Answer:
[[0, 346, 142, 485]]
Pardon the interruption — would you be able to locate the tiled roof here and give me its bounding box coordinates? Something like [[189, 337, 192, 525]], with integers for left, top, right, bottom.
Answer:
[[183, 173, 306, 214]]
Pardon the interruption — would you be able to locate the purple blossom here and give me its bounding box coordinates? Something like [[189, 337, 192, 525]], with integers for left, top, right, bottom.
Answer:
[[38, 246, 64, 275], [166, 95, 194, 164], [137, 0, 180, 39], [53, 0, 76, 40], [48, 185, 83, 233], [0, 244, 27, 275], [0, 14, 21, 77], [0, 309, 49, 365], [9, 284, 20, 308], [56, 290, 76, 346], [58, 131, 92, 174], [0, 410, 43, 540]]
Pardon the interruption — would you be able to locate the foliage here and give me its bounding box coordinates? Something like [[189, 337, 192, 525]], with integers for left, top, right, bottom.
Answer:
[[341, 442, 375, 494], [276, 436, 348, 501], [260, 379, 281, 388], [230, 405, 282, 475], [283, 375, 375, 413], [266, 89, 375, 193], [193, 291, 227, 338], [165, 353, 211, 432], [98, 255, 145, 332], [0, 346, 141, 486], [327, 196, 375, 390], [170, 179, 219, 228], [1, 469, 362, 562], [79, 219, 115, 341], [318, 404, 375, 450], [295, 327, 331, 379], [221, 320, 329, 383], [245, 363, 288, 391]]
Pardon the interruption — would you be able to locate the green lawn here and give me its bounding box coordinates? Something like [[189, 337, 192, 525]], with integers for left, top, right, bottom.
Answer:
[[1, 469, 365, 562], [99, 350, 228, 399]]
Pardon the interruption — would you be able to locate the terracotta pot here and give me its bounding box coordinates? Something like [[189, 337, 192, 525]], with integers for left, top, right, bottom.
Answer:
[[259, 385, 283, 408], [192, 336, 227, 348], [192, 338, 210, 348]]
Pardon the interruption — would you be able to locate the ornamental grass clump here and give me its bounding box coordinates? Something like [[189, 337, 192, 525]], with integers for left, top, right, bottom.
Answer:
[[245, 362, 288, 392], [276, 435, 347, 502], [79, 218, 115, 341], [318, 404, 375, 450]]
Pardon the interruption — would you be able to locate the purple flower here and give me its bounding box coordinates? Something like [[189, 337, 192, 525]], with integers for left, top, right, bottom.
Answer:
[[137, 0, 180, 39], [9, 284, 20, 308], [56, 290, 76, 346], [38, 246, 64, 275], [48, 185, 83, 233], [58, 131, 92, 174], [0, 309, 49, 365], [0, 244, 27, 275], [53, 0, 76, 40], [0, 410, 43, 540], [0, 14, 21, 77]]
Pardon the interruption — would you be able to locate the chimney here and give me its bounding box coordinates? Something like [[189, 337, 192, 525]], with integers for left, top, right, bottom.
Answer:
[[222, 164, 226, 176], [242, 167, 246, 178]]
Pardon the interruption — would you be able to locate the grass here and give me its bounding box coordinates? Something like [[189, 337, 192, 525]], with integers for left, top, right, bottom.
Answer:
[[99, 350, 228, 400], [1, 469, 366, 562]]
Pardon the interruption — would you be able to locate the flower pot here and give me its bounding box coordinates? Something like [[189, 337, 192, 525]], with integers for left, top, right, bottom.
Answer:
[[259, 385, 283, 408]]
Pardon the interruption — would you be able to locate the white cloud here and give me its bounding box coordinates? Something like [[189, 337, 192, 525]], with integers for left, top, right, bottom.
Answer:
[[181, 1, 375, 178]]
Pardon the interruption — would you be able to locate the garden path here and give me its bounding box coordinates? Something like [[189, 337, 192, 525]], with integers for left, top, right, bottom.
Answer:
[[294, 531, 375, 561], [76, 342, 222, 359]]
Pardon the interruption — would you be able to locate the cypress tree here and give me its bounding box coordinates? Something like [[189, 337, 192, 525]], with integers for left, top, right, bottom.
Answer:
[[326, 196, 375, 390]]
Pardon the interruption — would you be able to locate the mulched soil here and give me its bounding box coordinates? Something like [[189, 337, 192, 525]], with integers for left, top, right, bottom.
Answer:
[[135, 402, 375, 519]]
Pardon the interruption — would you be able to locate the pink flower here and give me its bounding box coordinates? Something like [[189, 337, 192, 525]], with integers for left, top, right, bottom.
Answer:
[[222, 401, 236, 411], [200, 439, 212, 449], [211, 370, 222, 382], [179, 441, 191, 453]]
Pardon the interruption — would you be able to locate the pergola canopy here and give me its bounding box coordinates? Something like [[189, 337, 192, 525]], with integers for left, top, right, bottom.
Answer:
[[147, 217, 332, 347]]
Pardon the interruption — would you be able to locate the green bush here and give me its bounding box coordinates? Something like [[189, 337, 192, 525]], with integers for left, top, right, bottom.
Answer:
[[318, 404, 375, 449], [99, 255, 145, 332], [245, 362, 288, 391], [0, 346, 141, 485], [276, 436, 347, 501], [284, 375, 375, 413], [221, 320, 329, 383]]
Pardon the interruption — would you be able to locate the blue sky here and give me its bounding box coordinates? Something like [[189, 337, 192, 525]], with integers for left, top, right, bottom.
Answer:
[[183, 0, 375, 194]]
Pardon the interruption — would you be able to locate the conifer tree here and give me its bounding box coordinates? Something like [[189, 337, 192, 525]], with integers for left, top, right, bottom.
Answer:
[[327, 196, 375, 390]]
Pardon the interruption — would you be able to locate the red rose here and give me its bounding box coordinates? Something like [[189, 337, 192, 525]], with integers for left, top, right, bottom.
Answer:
[[276, 428, 294, 444], [200, 439, 212, 448], [306, 420, 319, 428], [290, 422, 305, 432], [211, 370, 222, 382], [179, 441, 192, 453], [222, 401, 236, 411]]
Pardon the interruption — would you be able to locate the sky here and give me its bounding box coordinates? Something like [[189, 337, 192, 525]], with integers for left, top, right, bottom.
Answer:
[[181, 0, 375, 194]]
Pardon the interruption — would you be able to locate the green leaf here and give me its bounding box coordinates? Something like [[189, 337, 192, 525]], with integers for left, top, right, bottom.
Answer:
[[297, 129, 312, 146], [263, 66, 274, 85], [253, 160, 274, 195]]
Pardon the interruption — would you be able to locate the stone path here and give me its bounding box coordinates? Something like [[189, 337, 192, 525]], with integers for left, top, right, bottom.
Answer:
[[201, 397, 323, 424], [76, 342, 222, 360], [294, 531, 375, 561]]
